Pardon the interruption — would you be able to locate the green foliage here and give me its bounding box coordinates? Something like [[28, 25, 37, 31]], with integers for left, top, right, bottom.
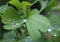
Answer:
[[46, 0, 58, 10], [27, 14, 50, 39], [0, 5, 8, 13], [2, 7, 23, 30], [39, 0, 48, 12], [0, 0, 60, 42]]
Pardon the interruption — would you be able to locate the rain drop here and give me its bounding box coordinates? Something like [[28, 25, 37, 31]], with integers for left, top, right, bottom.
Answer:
[[28, 36, 31, 39], [12, 21, 20, 27], [16, 23, 19, 26], [23, 19, 27, 23], [9, 20, 11, 22], [48, 29, 52, 32]]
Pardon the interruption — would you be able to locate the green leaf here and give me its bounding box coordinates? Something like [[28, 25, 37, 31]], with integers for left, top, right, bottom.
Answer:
[[21, 1, 31, 8], [51, 5, 60, 10], [2, 7, 20, 24], [3, 24, 20, 30], [9, 0, 21, 9], [47, 12, 60, 36], [39, 0, 48, 12], [4, 31, 16, 40], [2, 7, 23, 30], [28, 9, 40, 17], [0, 39, 23, 42], [0, 39, 17, 42], [0, 4, 8, 14], [46, 0, 58, 10], [0, 31, 18, 42], [26, 14, 50, 39], [18, 39, 26, 42], [48, 13, 60, 31], [27, 21, 41, 40], [9, 0, 31, 10]]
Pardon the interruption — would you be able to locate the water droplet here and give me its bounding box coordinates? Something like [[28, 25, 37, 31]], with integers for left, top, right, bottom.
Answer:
[[23, 19, 27, 23], [48, 29, 52, 32], [12, 21, 15, 24], [28, 36, 31, 39], [16, 23, 19, 26], [27, 36, 32, 42], [12, 21, 20, 27], [9, 20, 11, 22]]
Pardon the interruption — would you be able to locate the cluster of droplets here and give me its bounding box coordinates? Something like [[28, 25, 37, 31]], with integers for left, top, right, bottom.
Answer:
[[8, 19, 27, 28], [48, 26, 54, 32], [23, 19, 27, 23], [12, 21, 20, 27], [25, 36, 32, 42], [9, 20, 20, 27], [48, 26, 57, 37]]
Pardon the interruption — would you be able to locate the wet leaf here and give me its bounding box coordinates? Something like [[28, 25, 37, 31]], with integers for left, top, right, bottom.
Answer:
[[26, 14, 50, 39], [2, 7, 23, 30]]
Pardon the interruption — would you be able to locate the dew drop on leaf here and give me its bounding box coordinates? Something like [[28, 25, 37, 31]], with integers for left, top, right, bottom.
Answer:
[[26, 36, 32, 42], [23, 19, 27, 23], [48, 28, 52, 32], [9, 20, 11, 22], [12, 21, 20, 27]]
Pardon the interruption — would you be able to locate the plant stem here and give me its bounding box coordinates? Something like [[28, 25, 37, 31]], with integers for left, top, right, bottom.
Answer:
[[14, 29, 19, 41], [29, 0, 38, 8]]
